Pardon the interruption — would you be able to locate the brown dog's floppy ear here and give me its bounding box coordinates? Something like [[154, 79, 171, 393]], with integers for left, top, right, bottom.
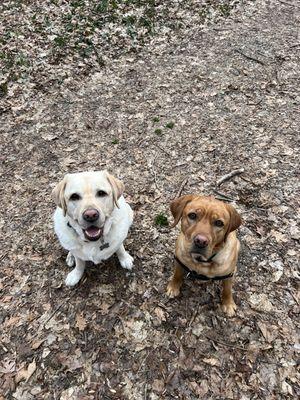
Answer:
[[225, 204, 242, 238], [170, 194, 196, 228], [106, 172, 125, 208], [52, 176, 68, 216]]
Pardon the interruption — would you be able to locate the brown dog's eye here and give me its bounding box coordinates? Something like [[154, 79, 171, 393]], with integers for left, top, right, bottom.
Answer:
[[97, 190, 107, 197], [70, 193, 81, 201], [188, 212, 197, 220], [215, 219, 224, 227]]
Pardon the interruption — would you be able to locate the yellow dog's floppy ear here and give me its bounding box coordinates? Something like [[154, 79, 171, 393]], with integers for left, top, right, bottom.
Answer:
[[106, 172, 125, 208], [170, 194, 196, 228], [52, 176, 68, 216], [225, 203, 242, 239]]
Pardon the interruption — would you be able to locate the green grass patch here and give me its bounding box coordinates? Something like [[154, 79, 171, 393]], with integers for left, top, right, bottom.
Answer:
[[155, 213, 168, 227], [154, 128, 162, 136], [166, 121, 174, 129], [0, 82, 8, 97]]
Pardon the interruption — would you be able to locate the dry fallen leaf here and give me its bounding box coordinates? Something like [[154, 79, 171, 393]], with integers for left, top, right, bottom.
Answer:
[[152, 379, 164, 393], [41, 134, 58, 141], [31, 338, 45, 350], [0, 358, 16, 374], [249, 293, 273, 312], [26, 360, 37, 382], [3, 315, 20, 328], [203, 358, 221, 367], [58, 354, 83, 371], [15, 360, 36, 383], [154, 307, 166, 322], [257, 322, 278, 343], [75, 313, 87, 331]]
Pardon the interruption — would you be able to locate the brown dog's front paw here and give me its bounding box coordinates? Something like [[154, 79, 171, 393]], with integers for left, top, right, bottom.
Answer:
[[166, 281, 181, 298], [221, 301, 237, 317]]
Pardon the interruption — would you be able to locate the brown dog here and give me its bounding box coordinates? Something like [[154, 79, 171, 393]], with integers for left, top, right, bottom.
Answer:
[[166, 195, 242, 316]]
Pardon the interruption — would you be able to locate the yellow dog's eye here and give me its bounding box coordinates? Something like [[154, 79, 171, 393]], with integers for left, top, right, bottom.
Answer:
[[97, 190, 107, 197], [215, 219, 224, 227], [188, 212, 197, 220], [70, 193, 81, 201]]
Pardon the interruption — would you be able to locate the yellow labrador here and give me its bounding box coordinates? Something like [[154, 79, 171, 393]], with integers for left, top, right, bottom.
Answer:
[[52, 170, 133, 286]]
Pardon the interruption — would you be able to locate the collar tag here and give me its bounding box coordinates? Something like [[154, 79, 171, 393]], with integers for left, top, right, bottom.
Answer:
[[100, 242, 110, 251]]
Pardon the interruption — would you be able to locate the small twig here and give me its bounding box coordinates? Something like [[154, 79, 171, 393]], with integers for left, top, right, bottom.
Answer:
[[188, 305, 200, 327], [137, 138, 147, 147], [240, 175, 254, 184], [43, 292, 76, 326], [289, 42, 300, 48], [151, 160, 159, 190], [205, 335, 246, 351], [213, 189, 235, 202], [235, 49, 266, 66], [247, 99, 263, 106], [278, 0, 295, 6], [31, 290, 77, 342], [91, 43, 105, 67], [214, 196, 233, 202], [216, 168, 244, 187], [174, 177, 189, 199], [137, 351, 150, 373], [155, 143, 172, 157], [0, 251, 8, 263]]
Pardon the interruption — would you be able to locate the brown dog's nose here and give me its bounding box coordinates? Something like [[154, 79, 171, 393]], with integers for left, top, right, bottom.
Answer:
[[83, 208, 99, 222], [194, 234, 208, 248]]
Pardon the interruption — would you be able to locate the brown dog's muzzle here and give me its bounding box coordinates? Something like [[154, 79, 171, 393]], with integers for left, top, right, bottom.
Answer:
[[191, 234, 212, 261]]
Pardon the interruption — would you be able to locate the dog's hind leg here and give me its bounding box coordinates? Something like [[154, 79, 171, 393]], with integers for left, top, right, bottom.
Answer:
[[65, 256, 85, 287], [66, 252, 75, 267], [116, 244, 133, 270]]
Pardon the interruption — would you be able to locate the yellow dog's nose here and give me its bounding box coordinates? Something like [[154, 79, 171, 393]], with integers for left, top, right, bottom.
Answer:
[[83, 208, 99, 222]]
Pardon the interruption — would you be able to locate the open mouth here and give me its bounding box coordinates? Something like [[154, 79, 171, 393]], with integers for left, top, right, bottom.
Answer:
[[83, 226, 103, 241]]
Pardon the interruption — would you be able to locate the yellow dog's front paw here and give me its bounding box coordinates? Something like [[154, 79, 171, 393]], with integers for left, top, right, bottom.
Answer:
[[221, 301, 237, 317], [166, 281, 181, 298]]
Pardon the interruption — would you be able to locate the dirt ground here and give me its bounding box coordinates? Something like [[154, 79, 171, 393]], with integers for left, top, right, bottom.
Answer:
[[1, 0, 299, 399]]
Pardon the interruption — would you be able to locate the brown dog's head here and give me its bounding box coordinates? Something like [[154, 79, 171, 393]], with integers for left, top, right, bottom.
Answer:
[[170, 195, 241, 262]]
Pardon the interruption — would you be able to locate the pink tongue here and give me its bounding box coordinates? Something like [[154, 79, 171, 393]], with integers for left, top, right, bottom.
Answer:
[[85, 226, 101, 237]]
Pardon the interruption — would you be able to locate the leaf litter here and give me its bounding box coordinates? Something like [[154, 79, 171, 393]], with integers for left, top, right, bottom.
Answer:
[[0, 0, 299, 399]]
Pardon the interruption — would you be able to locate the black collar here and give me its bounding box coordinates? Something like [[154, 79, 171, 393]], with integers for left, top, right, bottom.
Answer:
[[174, 256, 234, 281]]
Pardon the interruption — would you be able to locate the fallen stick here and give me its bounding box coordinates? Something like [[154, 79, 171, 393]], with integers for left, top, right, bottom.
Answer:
[[289, 42, 300, 48], [235, 49, 266, 65], [278, 0, 295, 6], [174, 177, 189, 199], [30, 290, 77, 342], [213, 190, 235, 202], [151, 160, 159, 190], [216, 168, 244, 187], [205, 335, 246, 351], [155, 143, 172, 157]]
